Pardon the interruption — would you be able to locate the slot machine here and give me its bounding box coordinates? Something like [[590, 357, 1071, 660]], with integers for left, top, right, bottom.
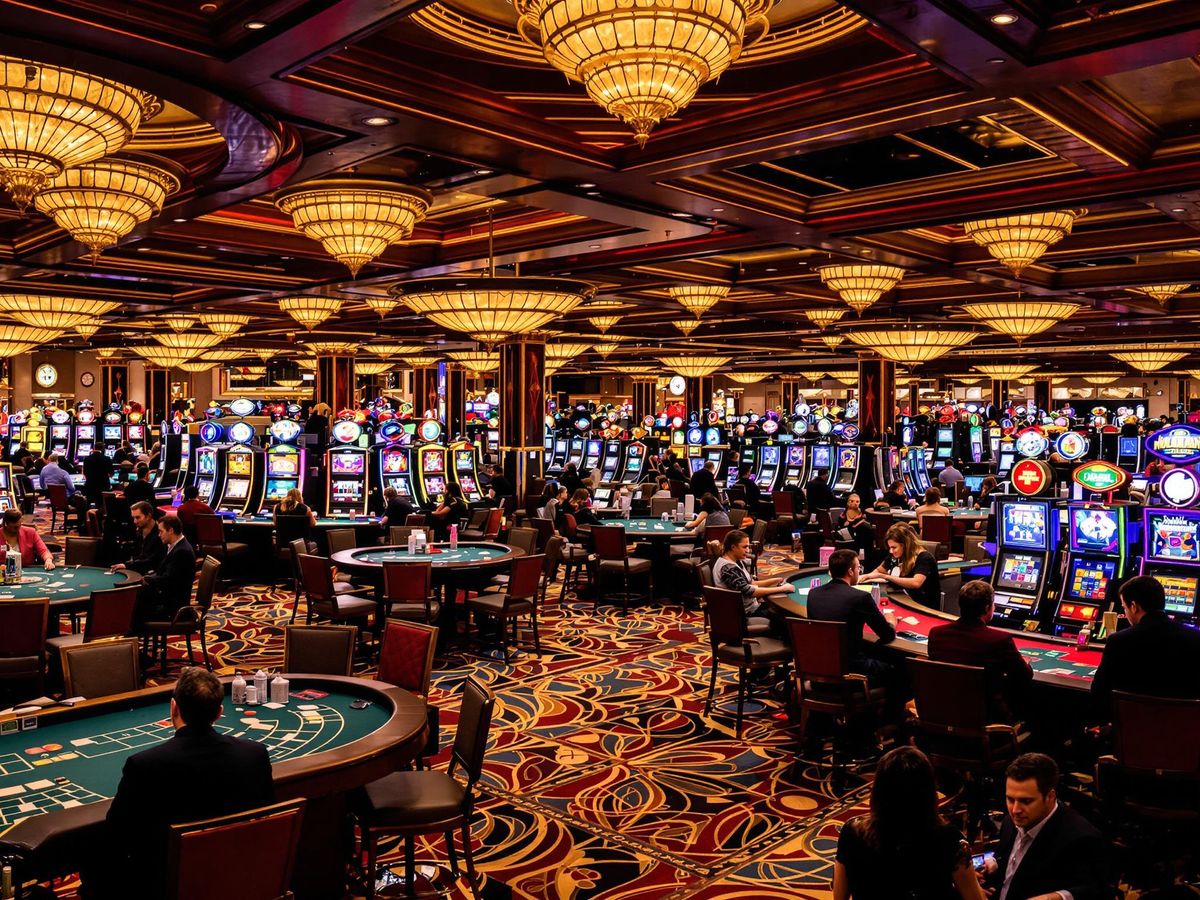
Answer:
[[125, 413, 147, 456], [20, 412, 46, 458], [969, 424, 984, 463], [905, 446, 932, 497], [703, 424, 728, 486], [175, 430, 192, 491], [451, 441, 482, 502], [988, 426, 1002, 461], [1054, 502, 1129, 635], [686, 420, 705, 474], [753, 444, 782, 493], [7, 411, 25, 456], [0, 462, 14, 512], [1116, 435, 1143, 475], [47, 409, 73, 460], [600, 439, 623, 483], [543, 429, 555, 472], [618, 439, 647, 483], [155, 418, 183, 489], [215, 420, 265, 515], [73, 407, 97, 465], [565, 435, 585, 468], [260, 418, 305, 513], [990, 498, 1056, 627], [548, 434, 569, 475], [832, 445, 861, 499], [101, 407, 125, 457], [583, 437, 603, 473], [933, 425, 954, 470], [375, 420, 416, 503], [780, 444, 808, 489], [325, 419, 371, 517], [193, 420, 225, 504], [1140, 506, 1200, 627], [996, 442, 1017, 480], [810, 443, 835, 487], [412, 418, 451, 507]]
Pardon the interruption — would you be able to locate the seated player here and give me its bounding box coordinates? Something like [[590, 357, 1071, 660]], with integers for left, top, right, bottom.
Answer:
[[136, 514, 197, 623], [566, 487, 600, 528], [712, 529, 791, 634], [928, 580, 1032, 722], [379, 485, 415, 530], [1091, 574, 1200, 715], [93, 667, 273, 899], [485, 465, 513, 504], [112, 500, 166, 576], [681, 493, 730, 534], [806, 469, 835, 514], [121, 463, 156, 507], [39, 452, 89, 521], [430, 482, 469, 540], [1, 507, 53, 570], [736, 463, 766, 517], [174, 484, 214, 530], [835, 492, 876, 563], [807, 549, 896, 683], [860, 523, 940, 609], [915, 487, 950, 526], [651, 475, 673, 499], [879, 479, 908, 510]]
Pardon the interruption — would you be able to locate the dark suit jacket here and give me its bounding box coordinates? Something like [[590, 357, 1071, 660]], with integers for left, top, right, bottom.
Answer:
[[106, 724, 273, 897], [122, 478, 156, 508], [1091, 610, 1200, 715], [806, 579, 896, 660], [806, 478, 835, 512], [143, 537, 197, 612], [989, 804, 1111, 900], [125, 525, 166, 576], [690, 469, 717, 498], [928, 618, 1033, 720], [82, 451, 113, 493]]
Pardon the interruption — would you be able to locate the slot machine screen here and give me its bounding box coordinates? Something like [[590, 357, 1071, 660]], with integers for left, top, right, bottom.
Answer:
[[382, 450, 408, 474], [391, 479, 412, 497], [1159, 575, 1199, 616], [1130, 476, 1147, 494], [1001, 502, 1048, 551], [267, 454, 298, 477], [197, 452, 216, 475], [459, 475, 478, 495], [838, 446, 858, 469], [227, 454, 252, 476], [936, 428, 953, 458], [332, 480, 363, 502], [197, 480, 213, 499], [554, 440, 567, 456], [963, 475, 984, 493], [594, 487, 612, 506], [996, 552, 1043, 593], [1146, 510, 1200, 563], [424, 475, 447, 496], [761, 446, 780, 466], [1065, 558, 1116, 602], [51, 425, 70, 441], [1119, 436, 1139, 458], [454, 450, 475, 472], [812, 445, 831, 470], [77, 426, 95, 440], [331, 453, 365, 475], [103, 426, 122, 441], [128, 426, 143, 439], [265, 479, 291, 501], [225, 479, 249, 499], [0, 496, 9, 512], [1070, 507, 1120, 554], [787, 446, 804, 466], [0, 469, 8, 489], [423, 450, 445, 473]]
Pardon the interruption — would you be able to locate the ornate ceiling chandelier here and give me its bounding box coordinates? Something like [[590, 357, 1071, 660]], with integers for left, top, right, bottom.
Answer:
[[0, 57, 158, 211], [0, 294, 119, 329], [669, 284, 729, 318], [658, 354, 730, 377], [673, 318, 701, 336], [727, 372, 770, 384], [962, 209, 1085, 276], [449, 351, 500, 373], [354, 360, 393, 376], [405, 355, 441, 367], [588, 314, 622, 333], [133, 346, 193, 367], [160, 314, 197, 333], [202, 348, 247, 362], [74, 317, 103, 340], [279, 296, 342, 331], [275, 177, 433, 276], [593, 341, 620, 357], [0, 323, 63, 357], [178, 360, 218, 373], [613, 364, 656, 376], [819, 333, 845, 350], [153, 330, 224, 352], [303, 341, 361, 355], [796, 370, 825, 382], [546, 341, 593, 361], [367, 343, 426, 358], [365, 296, 398, 317], [974, 363, 1040, 381], [1131, 283, 1190, 305], [34, 156, 179, 260], [961, 299, 1081, 343], [93, 347, 120, 359], [544, 358, 567, 376], [825, 370, 857, 382], [1109, 345, 1188, 372], [198, 313, 252, 337], [1082, 372, 1122, 385], [841, 321, 981, 365], [804, 306, 847, 329], [513, 0, 765, 145], [818, 264, 904, 315], [274, 378, 305, 389]]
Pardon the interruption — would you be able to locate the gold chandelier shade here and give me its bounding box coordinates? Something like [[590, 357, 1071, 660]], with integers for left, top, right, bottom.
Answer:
[[961, 209, 1085, 275], [975, 363, 1040, 381], [673, 318, 701, 336], [198, 312, 252, 336], [274, 177, 432, 276], [178, 361, 218, 373], [613, 364, 656, 376], [0, 323, 64, 357], [274, 378, 305, 389], [0, 57, 158, 211], [93, 347, 120, 359], [961, 299, 1081, 342], [796, 370, 825, 382], [449, 351, 500, 373], [804, 307, 847, 328], [304, 341, 360, 355], [160, 313, 197, 333], [74, 317, 103, 340], [201, 348, 247, 362], [1109, 346, 1188, 372], [588, 314, 622, 333], [365, 296, 398, 317], [152, 331, 224, 351], [34, 156, 178, 260], [546, 341, 593, 361], [1132, 283, 1190, 305], [1082, 372, 1122, 385], [294, 357, 317, 370], [842, 322, 981, 365], [669, 284, 729, 317], [367, 343, 427, 358], [658, 354, 730, 378], [0, 294, 120, 329], [727, 372, 770, 384], [819, 333, 845, 350], [544, 359, 566, 376], [354, 360, 393, 376], [1183, 370, 1200, 381], [133, 346, 193, 367], [515, 0, 759, 145], [405, 355, 442, 367], [818, 264, 904, 315], [279, 296, 343, 331], [825, 370, 857, 382], [392, 276, 594, 343], [592, 341, 620, 356]]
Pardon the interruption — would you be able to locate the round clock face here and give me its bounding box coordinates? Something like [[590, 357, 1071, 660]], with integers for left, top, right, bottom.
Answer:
[[668, 375, 686, 396], [35, 364, 58, 388], [80, 371, 96, 388]]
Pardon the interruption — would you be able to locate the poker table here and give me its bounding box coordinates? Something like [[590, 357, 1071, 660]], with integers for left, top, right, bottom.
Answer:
[[0, 567, 142, 624], [0, 675, 426, 899], [614, 516, 696, 539], [893, 507, 990, 523], [778, 559, 1101, 691], [223, 513, 382, 532], [331, 541, 521, 572]]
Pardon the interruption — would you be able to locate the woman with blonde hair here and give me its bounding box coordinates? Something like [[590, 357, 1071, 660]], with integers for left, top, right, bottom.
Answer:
[[860, 522, 940, 608]]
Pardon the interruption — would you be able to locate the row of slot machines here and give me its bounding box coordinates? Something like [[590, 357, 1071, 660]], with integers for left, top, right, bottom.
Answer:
[[982, 496, 1200, 638], [544, 435, 653, 485], [190, 414, 299, 516], [732, 441, 874, 501], [6, 406, 150, 464]]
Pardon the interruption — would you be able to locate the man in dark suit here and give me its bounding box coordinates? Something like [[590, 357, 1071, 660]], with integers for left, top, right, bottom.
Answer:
[[929, 580, 1033, 721], [82, 445, 114, 507], [689, 460, 718, 499], [1091, 574, 1200, 715], [806, 549, 895, 681], [111, 500, 166, 577], [137, 514, 197, 623], [806, 469, 835, 514], [96, 667, 273, 898], [121, 462, 156, 507], [981, 753, 1111, 900]]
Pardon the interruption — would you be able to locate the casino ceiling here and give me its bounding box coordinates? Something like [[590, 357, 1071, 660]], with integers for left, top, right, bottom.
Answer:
[[5, 0, 1200, 379]]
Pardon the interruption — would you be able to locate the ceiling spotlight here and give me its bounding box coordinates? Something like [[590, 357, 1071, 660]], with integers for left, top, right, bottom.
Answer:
[[244, 20, 267, 29], [989, 12, 1018, 25], [172, 217, 187, 223], [474, 169, 494, 176], [578, 183, 596, 189], [712, 207, 725, 212], [669, 211, 692, 218], [988, 57, 1006, 64], [361, 116, 396, 127], [1172, 207, 1187, 213]]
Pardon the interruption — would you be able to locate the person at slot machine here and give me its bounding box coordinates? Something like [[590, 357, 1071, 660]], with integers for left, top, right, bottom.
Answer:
[[567, 488, 600, 527], [121, 463, 156, 507], [879, 480, 908, 510], [485, 465, 513, 503], [974, 475, 999, 511], [806, 469, 835, 514], [83, 444, 114, 508], [560, 462, 584, 493], [938, 459, 964, 491], [1091, 575, 1200, 715], [430, 482, 469, 540], [690, 460, 718, 500], [379, 486, 416, 530]]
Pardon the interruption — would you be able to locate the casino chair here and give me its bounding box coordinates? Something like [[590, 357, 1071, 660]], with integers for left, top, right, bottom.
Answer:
[[788, 618, 887, 779], [382, 560, 440, 626], [141, 556, 221, 673], [85, 508, 103, 540], [65, 535, 101, 567], [674, 525, 732, 607], [193, 514, 250, 578], [297, 553, 377, 648], [529, 516, 555, 552], [387, 525, 434, 548], [61, 636, 141, 699], [963, 534, 989, 563], [919, 515, 953, 560], [866, 510, 893, 544], [490, 526, 538, 590], [748, 519, 770, 574], [466, 553, 545, 659], [557, 514, 594, 596], [800, 530, 826, 568], [0, 597, 49, 700], [404, 513, 427, 526], [769, 491, 796, 545], [45, 482, 73, 534], [907, 658, 1027, 840], [289, 538, 356, 624], [378, 620, 440, 767], [457, 508, 490, 539], [167, 799, 306, 900], [650, 497, 677, 517], [282, 624, 356, 676], [702, 586, 791, 737], [591, 525, 653, 612], [353, 677, 495, 900], [46, 584, 140, 686], [462, 507, 503, 542], [539, 536, 566, 608], [272, 515, 314, 586]]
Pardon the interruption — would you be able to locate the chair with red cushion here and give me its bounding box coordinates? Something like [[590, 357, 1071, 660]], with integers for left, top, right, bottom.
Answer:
[[0, 597, 49, 699], [591, 525, 652, 612], [382, 560, 439, 625], [283, 624, 357, 675], [297, 553, 376, 646], [466, 554, 545, 659], [379, 620, 441, 766], [47, 585, 140, 684], [919, 514, 952, 559], [193, 514, 249, 574], [46, 482, 73, 534]]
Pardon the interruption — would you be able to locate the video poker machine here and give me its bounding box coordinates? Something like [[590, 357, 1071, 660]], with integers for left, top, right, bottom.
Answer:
[[192, 420, 225, 504], [583, 437, 603, 473], [451, 440, 482, 502], [73, 407, 97, 465], [125, 414, 147, 456], [990, 498, 1056, 627], [619, 439, 647, 483], [566, 434, 585, 469], [100, 407, 125, 458], [375, 420, 416, 505], [325, 419, 371, 517], [781, 444, 808, 489], [933, 425, 955, 470], [261, 418, 305, 513], [752, 444, 782, 493], [600, 439, 623, 483], [810, 442, 835, 486], [7, 411, 26, 457], [901, 446, 932, 498], [212, 419, 265, 515], [413, 418, 450, 507], [48, 409, 73, 460], [686, 421, 706, 475], [156, 418, 186, 490], [1116, 435, 1143, 475], [1054, 503, 1129, 635], [832, 444, 862, 499], [703, 425, 728, 486], [996, 441, 1017, 480], [1140, 506, 1200, 626]]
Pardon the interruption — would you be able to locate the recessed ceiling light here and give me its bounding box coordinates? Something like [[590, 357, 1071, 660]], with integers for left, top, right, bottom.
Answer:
[[172, 217, 187, 223], [988, 57, 1006, 64], [589, 244, 601, 250], [361, 116, 396, 127], [1172, 207, 1187, 213], [669, 211, 692, 218], [765, 267, 778, 272], [989, 12, 1018, 25], [712, 207, 725, 212], [474, 169, 494, 176], [244, 20, 267, 29], [578, 182, 596, 189]]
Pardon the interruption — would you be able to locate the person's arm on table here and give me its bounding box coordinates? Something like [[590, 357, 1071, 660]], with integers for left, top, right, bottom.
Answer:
[[860, 593, 896, 644]]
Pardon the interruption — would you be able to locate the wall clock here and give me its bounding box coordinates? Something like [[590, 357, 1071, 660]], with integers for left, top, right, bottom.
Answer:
[[35, 364, 58, 388], [80, 371, 96, 388], [668, 375, 686, 396]]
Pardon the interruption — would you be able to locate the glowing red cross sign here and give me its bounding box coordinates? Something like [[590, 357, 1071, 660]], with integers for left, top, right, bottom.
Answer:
[[1011, 460, 1048, 496]]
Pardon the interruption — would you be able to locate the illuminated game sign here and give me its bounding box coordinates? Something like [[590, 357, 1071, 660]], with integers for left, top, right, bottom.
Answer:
[[229, 398, 257, 418], [1072, 461, 1127, 494], [1010, 459, 1051, 496], [842, 424, 860, 440], [199, 422, 223, 444], [1014, 428, 1049, 459], [269, 419, 302, 443], [1159, 467, 1200, 508], [1145, 424, 1200, 464], [418, 419, 442, 443], [816, 417, 833, 436], [1146, 510, 1200, 563], [1055, 431, 1088, 461]]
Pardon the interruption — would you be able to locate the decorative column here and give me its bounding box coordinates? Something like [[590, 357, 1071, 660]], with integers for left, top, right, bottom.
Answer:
[[631, 377, 657, 424], [856, 356, 896, 443], [411, 365, 439, 419], [990, 379, 1007, 412], [1033, 378, 1051, 414], [684, 376, 713, 419], [100, 361, 129, 408], [906, 377, 921, 416], [315, 354, 354, 413], [499, 338, 546, 504], [143, 366, 169, 426], [781, 379, 800, 414], [445, 364, 467, 439]]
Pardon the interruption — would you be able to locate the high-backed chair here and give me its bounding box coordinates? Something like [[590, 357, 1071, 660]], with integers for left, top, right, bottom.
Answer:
[[297, 553, 376, 641], [193, 514, 249, 573], [62, 637, 141, 699], [65, 535, 101, 567], [456, 508, 490, 540], [325, 527, 358, 557], [46, 482, 73, 534], [387, 525, 434, 548], [141, 556, 221, 672], [282, 624, 357, 675], [47, 584, 140, 670], [0, 597, 49, 698], [919, 514, 952, 559], [650, 497, 677, 517], [466, 554, 545, 659], [591, 525, 652, 612], [382, 560, 439, 625], [404, 513, 427, 526], [379, 620, 440, 765]]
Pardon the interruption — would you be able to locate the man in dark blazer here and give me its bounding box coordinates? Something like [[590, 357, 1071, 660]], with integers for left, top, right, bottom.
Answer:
[[96, 667, 273, 898], [112, 500, 165, 577], [982, 753, 1111, 900], [806, 549, 895, 679], [1091, 574, 1200, 715], [689, 460, 718, 498], [137, 513, 197, 622], [82, 445, 114, 507], [929, 579, 1033, 722], [805, 469, 835, 513]]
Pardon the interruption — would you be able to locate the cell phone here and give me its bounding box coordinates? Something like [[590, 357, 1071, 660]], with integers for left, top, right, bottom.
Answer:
[[972, 851, 995, 870], [350, 699, 371, 709]]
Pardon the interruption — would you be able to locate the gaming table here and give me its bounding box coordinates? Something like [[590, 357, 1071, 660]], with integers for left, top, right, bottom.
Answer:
[[0, 566, 142, 626], [331, 541, 521, 572]]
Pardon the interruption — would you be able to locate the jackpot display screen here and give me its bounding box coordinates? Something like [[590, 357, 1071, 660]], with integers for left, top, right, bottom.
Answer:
[[996, 553, 1043, 593], [331, 452, 365, 475], [1001, 502, 1049, 551], [227, 454, 252, 476], [454, 450, 475, 471], [812, 445, 831, 469], [1065, 558, 1116, 602], [761, 446, 779, 466], [1070, 507, 1121, 554], [786, 446, 804, 466], [423, 450, 445, 473], [1146, 510, 1200, 563], [103, 426, 122, 441]]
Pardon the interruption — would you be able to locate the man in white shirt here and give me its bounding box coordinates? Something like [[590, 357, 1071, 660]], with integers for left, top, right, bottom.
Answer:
[[938, 459, 965, 490]]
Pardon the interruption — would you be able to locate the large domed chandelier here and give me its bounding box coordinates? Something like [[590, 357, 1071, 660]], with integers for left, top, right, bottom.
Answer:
[[962, 209, 1085, 276], [514, 0, 769, 145]]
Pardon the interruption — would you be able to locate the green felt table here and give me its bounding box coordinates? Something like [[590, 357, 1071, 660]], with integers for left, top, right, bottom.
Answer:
[[226, 515, 382, 529], [893, 507, 990, 520], [607, 516, 694, 537], [0, 567, 141, 614], [331, 541, 520, 572], [0, 675, 427, 895]]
